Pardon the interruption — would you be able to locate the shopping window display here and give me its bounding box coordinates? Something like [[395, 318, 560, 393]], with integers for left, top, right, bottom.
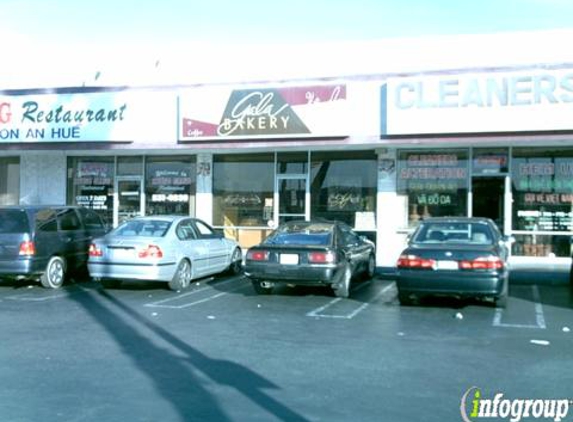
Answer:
[[310, 150, 377, 232], [67, 157, 114, 226], [213, 153, 275, 246], [397, 150, 469, 227], [511, 147, 573, 257], [0, 157, 19, 205], [145, 156, 196, 216]]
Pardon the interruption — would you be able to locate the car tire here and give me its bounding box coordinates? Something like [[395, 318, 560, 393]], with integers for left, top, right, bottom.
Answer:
[[252, 280, 273, 295], [227, 248, 242, 275], [398, 291, 414, 306], [333, 264, 351, 298], [40, 256, 66, 289], [363, 253, 376, 280], [169, 259, 192, 291]]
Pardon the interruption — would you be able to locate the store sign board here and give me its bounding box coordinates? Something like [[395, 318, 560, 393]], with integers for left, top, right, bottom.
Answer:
[[0, 92, 166, 142], [178, 84, 348, 140], [382, 69, 573, 135]]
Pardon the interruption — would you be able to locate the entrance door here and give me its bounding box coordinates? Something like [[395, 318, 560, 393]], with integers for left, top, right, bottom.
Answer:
[[472, 177, 505, 232], [277, 175, 309, 224], [115, 178, 144, 227]]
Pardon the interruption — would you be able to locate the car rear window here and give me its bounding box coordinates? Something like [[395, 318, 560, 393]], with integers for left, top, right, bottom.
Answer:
[[0, 210, 29, 233], [113, 220, 171, 237], [264, 223, 333, 246], [413, 222, 493, 245]]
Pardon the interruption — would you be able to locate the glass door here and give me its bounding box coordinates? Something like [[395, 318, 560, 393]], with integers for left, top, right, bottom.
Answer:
[[276, 175, 309, 224], [115, 177, 144, 226], [472, 176, 507, 233]]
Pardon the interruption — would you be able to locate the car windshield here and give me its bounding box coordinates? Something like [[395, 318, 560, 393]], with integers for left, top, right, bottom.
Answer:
[[412, 222, 493, 245], [0, 210, 29, 233], [264, 223, 333, 246], [112, 220, 172, 237]]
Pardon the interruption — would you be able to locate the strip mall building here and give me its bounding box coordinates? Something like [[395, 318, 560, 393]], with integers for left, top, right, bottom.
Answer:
[[1, 31, 573, 272]]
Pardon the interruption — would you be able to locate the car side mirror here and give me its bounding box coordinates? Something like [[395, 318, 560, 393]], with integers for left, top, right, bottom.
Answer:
[[501, 235, 515, 245]]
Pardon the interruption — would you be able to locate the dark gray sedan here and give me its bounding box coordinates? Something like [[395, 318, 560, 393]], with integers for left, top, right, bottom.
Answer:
[[244, 220, 375, 298], [396, 217, 511, 307]]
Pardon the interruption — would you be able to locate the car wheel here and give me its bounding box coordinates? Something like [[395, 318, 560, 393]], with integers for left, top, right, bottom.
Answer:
[[252, 280, 273, 295], [227, 248, 242, 275], [363, 253, 376, 280], [398, 291, 414, 306], [169, 259, 192, 291], [40, 256, 66, 289], [333, 264, 351, 298]]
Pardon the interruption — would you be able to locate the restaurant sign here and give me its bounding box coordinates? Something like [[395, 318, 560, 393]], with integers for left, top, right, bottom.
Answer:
[[0, 92, 152, 142], [179, 84, 347, 140], [382, 68, 573, 135]]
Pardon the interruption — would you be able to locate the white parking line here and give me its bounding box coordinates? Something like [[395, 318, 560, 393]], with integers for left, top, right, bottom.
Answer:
[[145, 277, 248, 309], [306, 282, 395, 319], [6, 292, 68, 302], [492, 285, 546, 329]]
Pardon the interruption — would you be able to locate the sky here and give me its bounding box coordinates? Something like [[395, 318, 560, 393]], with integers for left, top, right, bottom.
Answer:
[[1, 0, 572, 87], [2, 0, 573, 48]]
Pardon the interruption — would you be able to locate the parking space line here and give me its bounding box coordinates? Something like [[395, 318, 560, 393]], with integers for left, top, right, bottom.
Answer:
[[306, 282, 395, 319], [145, 277, 248, 309], [492, 285, 546, 329], [6, 292, 68, 302]]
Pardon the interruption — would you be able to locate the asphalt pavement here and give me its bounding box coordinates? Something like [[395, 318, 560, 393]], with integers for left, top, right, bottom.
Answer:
[[0, 273, 571, 422]]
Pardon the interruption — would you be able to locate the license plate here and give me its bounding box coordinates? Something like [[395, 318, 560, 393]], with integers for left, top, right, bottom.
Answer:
[[280, 254, 299, 265], [436, 260, 458, 270], [112, 248, 134, 259]]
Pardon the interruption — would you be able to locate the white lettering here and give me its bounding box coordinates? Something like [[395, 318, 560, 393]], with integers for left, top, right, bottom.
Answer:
[[218, 92, 289, 136]]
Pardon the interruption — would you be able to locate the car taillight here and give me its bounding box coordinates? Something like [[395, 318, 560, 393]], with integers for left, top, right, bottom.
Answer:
[[89, 243, 103, 257], [396, 254, 436, 269], [308, 251, 335, 264], [459, 256, 504, 270], [246, 250, 269, 261], [19, 241, 36, 256], [138, 245, 163, 259]]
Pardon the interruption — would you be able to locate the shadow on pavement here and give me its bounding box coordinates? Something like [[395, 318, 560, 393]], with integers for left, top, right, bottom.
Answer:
[[68, 286, 310, 421]]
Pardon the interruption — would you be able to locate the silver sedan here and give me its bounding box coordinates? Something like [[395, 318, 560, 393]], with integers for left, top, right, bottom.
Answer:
[[88, 216, 242, 290]]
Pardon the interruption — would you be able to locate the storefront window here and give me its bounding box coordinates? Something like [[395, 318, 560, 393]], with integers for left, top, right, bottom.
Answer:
[[511, 147, 573, 257], [145, 156, 196, 216], [0, 157, 19, 205], [277, 151, 308, 174], [310, 151, 377, 231], [397, 150, 469, 227], [67, 157, 114, 226], [213, 154, 274, 227]]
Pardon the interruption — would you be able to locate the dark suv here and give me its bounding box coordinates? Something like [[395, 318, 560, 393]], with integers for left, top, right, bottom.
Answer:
[[0, 206, 108, 288]]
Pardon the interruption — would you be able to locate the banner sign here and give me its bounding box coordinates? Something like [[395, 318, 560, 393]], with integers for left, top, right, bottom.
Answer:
[[179, 84, 348, 140], [382, 69, 573, 135], [0, 92, 166, 143]]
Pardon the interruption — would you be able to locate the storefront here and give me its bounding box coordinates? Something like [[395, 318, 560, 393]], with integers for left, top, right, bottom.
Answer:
[[379, 67, 573, 269], [1, 64, 573, 271]]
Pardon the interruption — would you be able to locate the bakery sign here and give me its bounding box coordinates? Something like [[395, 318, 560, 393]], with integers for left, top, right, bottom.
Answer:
[[178, 84, 348, 140]]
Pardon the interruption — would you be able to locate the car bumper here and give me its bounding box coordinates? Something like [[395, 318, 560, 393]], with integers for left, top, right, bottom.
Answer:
[[88, 261, 177, 282], [396, 269, 508, 297], [244, 262, 341, 285], [0, 258, 46, 278]]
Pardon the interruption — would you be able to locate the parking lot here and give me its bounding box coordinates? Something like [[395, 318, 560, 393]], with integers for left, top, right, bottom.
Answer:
[[0, 273, 571, 422]]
